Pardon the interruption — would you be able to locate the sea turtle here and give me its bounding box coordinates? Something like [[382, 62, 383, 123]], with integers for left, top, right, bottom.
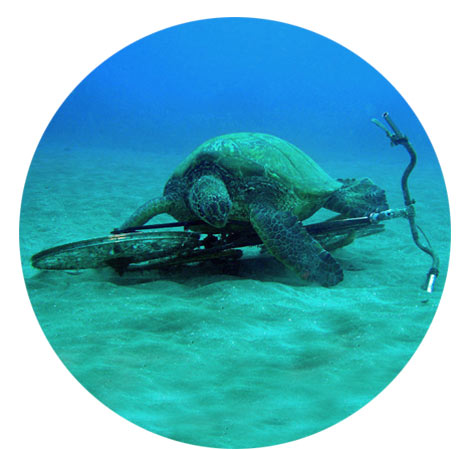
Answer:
[[119, 133, 388, 286]]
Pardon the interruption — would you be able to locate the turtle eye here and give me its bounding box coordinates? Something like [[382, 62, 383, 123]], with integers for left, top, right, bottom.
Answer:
[[219, 198, 231, 214]]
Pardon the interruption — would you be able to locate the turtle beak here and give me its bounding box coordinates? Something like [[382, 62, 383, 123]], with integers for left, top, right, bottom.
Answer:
[[203, 198, 231, 228]]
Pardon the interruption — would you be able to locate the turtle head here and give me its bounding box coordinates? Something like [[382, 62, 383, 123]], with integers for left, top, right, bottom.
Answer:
[[188, 175, 232, 228]]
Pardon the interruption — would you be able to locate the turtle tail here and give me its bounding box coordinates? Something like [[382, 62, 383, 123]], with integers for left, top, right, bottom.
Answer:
[[324, 178, 389, 217]]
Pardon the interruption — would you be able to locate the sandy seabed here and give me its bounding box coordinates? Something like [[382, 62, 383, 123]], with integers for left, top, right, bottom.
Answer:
[[19, 142, 450, 448]]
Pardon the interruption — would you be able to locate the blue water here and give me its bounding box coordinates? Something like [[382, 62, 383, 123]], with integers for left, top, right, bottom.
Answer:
[[40, 18, 433, 162], [20, 18, 450, 448]]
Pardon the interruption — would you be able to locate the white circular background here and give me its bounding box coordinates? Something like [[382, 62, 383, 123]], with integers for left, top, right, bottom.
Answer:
[[2, 1, 468, 449]]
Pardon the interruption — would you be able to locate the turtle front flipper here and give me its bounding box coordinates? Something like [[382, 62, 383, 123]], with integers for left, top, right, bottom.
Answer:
[[249, 205, 343, 286], [120, 196, 172, 229], [324, 178, 389, 217]]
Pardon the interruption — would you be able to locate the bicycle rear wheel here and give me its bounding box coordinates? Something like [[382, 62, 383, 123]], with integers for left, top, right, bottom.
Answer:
[[31, 231, 201, 270]]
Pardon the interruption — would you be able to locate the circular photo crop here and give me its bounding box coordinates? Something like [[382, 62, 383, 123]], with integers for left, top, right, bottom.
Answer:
[[20, 17, 450, 448]]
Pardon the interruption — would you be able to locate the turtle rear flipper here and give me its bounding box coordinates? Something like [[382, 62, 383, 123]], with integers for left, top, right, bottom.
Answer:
[[324, 178, 389, 217], [249, 205, 343, 286]]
